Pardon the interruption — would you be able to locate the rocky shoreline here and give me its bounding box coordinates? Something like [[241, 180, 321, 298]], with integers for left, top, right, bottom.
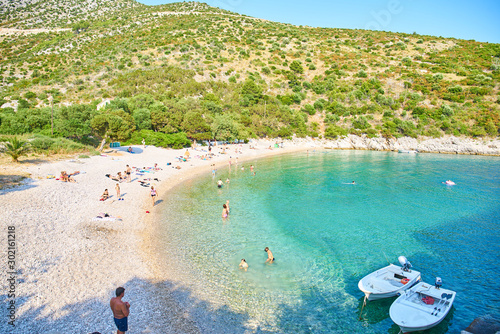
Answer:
[[320, 135, 500, 156]]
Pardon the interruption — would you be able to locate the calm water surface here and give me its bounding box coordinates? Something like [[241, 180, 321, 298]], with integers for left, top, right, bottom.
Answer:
[[156, 150, 500, 333]]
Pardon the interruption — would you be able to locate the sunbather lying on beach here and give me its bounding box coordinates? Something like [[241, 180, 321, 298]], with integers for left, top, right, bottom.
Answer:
[[94, 212, 122, 220], [105, 174, 120, 182], [59, 171, 77, 183]]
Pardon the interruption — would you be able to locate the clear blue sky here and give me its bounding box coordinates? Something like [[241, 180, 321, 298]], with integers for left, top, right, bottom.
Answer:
[[137, 0, 500, 44]]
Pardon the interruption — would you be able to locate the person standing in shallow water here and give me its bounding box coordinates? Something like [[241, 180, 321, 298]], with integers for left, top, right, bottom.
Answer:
[[222, 203, 229, 218], [264, 247, 274, 263], [239, 259, 249, 271], [110, 287, 130, 334]]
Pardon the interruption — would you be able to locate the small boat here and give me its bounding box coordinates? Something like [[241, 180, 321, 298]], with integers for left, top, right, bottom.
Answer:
[[390, 279, 456, 333], [398, 149, 418, 154], [358, 256, 421, 301], [443, 180, 456, 186]]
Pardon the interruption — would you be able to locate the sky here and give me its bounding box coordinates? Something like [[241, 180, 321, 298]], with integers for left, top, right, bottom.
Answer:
[[136, 0, 500, 44]]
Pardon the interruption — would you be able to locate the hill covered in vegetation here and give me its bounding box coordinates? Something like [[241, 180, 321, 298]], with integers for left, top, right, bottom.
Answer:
[[0, 0, 499, 148]]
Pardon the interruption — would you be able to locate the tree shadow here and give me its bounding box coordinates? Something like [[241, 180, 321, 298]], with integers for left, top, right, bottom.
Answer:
[[0, 176, 37, 194], [19, 158, 50, 164], [117, 146, 144, 154], [0, 276, 251, 333]]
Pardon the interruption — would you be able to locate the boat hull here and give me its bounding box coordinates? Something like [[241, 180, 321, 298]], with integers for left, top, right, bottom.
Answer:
[[390, 282, 456, 333], [358, 264, 421, 301]]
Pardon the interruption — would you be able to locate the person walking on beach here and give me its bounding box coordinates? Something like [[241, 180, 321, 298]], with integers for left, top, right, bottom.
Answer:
[[115, 183, 121, 200], [264, 247, 274, 264], [150, 186, 157, 206], [142, 138, 146, 148], [126, 165, 132, 182], [110, 287, 130, 334]]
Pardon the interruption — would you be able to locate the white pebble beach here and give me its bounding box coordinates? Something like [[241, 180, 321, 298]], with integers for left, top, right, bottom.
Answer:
[[0, 135, 498, 333], [0, 139, 313, 333]]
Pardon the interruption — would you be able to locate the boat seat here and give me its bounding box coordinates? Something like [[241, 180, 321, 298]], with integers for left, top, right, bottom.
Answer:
[[371, 279, 401, 291]]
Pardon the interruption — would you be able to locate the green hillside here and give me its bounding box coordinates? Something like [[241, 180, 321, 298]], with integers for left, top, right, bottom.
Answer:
[[1, 0, 499, 146]]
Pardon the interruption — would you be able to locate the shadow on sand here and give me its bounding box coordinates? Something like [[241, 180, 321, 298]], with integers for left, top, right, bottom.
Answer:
[[0, 176, 37, 194], [116, 146, 144, 154], [0, 277, 252, 334]]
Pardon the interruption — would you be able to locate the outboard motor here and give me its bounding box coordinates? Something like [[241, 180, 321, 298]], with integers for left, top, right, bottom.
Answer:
[[435, 277, 442, 289], [398, 256, 412, 272]]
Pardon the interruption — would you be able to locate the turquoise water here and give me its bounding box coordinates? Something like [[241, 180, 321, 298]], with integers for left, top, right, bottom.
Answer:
[[157, 150, 500, 333]]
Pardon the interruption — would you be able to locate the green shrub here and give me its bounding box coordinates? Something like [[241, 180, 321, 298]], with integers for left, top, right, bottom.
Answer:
[[447, 85, 463, 93], [324, 125, 348, 139], [352, 116, 371, 130], [125, 129, 191, 149], [30, 136, 55, 151], [303, 104, 315, 115], [356, 70, 368, 78]]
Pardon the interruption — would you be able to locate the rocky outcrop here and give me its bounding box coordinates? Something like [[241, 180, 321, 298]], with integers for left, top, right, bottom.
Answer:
[[320, 135, 500, 156]]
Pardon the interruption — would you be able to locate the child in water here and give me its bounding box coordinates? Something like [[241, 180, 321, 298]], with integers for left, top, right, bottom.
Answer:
[[222, 204, 229, 218], [239, 259, 249, 271]]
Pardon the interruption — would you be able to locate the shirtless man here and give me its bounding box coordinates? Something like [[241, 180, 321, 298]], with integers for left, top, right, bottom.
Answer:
[[126, 165, 132, 182], [110, 287, 130, 334], [264, 247, 274, 263]]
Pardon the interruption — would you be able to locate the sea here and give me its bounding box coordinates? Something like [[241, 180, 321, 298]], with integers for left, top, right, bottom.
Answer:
[[155, 150, 500, 333]]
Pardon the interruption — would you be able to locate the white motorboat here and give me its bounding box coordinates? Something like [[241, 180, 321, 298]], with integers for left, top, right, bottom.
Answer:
[[358, 256, 421, 301], [390, 279, 456, 333], [398, 149, 418, 154]]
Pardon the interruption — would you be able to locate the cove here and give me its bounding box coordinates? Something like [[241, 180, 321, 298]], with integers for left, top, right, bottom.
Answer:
[[155, 150, 500, 333]]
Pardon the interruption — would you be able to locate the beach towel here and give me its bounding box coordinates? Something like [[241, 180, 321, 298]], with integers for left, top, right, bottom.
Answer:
[[92, 216, 121, 222]]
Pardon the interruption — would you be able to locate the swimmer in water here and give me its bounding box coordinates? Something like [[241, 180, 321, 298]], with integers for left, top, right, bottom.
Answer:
[[239, 259, 248, 271]]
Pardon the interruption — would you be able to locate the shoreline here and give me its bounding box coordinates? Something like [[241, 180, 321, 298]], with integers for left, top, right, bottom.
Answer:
[[0, 139, 312, 333], [0, 135, 498, 332]]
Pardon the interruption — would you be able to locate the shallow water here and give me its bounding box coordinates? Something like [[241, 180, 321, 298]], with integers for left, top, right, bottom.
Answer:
[[156, 150, 500, 333]]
